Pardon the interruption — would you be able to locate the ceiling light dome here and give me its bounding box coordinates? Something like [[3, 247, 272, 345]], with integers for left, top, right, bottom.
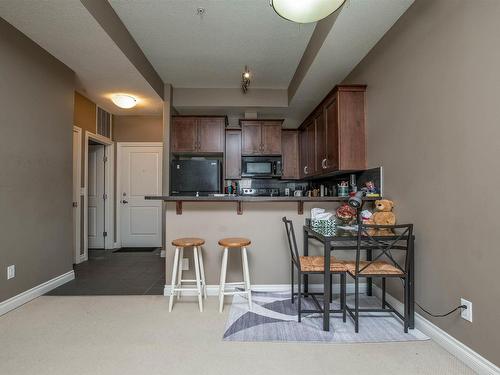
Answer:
[[271, 0, 345, 24], [111, 94, 137, 109]]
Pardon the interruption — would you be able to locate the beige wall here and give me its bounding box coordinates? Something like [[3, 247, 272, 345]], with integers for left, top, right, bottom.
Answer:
[[74, 91, 96, 134], [343, 0, 500, 365], [0, 17, 74, 302], [113, 115, 163, 142]]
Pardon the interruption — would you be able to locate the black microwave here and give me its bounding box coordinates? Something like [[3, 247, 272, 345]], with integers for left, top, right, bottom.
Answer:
[[241, 156, 282, 178]]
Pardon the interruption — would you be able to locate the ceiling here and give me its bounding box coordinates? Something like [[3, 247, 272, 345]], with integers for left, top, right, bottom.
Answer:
[[109, 0, 316, 89], [0, 0, 415, 123], [0, 0, 163, 115]]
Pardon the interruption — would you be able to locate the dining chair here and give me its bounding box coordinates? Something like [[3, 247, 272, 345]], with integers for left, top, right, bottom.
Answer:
[[282, 217, 346, 323], [343, 223, 414, 333]]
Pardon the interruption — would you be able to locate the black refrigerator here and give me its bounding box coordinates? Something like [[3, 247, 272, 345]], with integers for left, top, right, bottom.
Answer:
[[170, 160, 221, 196]]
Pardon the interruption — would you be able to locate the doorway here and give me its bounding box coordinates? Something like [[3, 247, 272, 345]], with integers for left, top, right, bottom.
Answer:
[[82, 131, 114, 262]]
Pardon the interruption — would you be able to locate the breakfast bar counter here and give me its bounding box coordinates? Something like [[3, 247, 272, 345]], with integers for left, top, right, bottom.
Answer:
[[146, 195, 379, 215]]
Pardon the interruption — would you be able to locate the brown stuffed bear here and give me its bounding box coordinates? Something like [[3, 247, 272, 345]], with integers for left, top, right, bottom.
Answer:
[[371, 199, 396, 236]]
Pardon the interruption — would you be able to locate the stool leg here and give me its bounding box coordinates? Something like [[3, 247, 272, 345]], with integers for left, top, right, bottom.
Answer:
[[169, 247, 180, 312], [198, 246, 207, 299], [176, 248, 184, 298], [219, 247, 228, 313], [242, 246, 252, 310], [193, 246, 203, 312]]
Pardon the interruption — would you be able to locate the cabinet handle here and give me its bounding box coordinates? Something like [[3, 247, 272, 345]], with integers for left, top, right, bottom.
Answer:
[[304, 166, 308, 175], [322, 158, 328, 169]]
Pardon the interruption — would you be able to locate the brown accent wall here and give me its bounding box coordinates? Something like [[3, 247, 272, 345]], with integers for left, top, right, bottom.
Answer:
[[343, 0, 500, 365], [113, 115, 162, 142], [74, 91, 96, 134], [0, 18, 74, 302]]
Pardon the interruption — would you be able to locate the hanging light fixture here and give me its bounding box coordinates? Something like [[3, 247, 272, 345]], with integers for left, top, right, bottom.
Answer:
[[241, 66, 251, 94], [111, 94, 137, 109], [270, 0, 345, 24]]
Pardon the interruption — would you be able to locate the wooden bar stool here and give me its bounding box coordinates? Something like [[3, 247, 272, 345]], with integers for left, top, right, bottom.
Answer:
[[218, 237, 252, 313], [169, 237, 207, 312]]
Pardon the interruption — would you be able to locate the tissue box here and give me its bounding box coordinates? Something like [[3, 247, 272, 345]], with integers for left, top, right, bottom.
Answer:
[[311, 218, 336, 235]]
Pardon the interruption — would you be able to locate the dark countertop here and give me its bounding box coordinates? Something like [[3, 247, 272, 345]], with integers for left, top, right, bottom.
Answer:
[[145, 195, 380, 202]]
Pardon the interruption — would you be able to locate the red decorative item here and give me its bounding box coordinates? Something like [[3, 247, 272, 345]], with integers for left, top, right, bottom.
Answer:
[[336, 203, 357, 225]]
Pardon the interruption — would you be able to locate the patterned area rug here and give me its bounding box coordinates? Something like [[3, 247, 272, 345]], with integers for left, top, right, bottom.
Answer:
[[223, 290, 429, 343]]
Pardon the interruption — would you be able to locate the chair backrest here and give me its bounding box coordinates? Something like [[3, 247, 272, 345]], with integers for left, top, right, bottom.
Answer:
[[282, 217, 301, 268], [355, 223, 414, 276]]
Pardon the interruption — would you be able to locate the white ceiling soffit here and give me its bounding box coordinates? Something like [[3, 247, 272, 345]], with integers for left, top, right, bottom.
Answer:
[[0, 0, 163, 115], [108, 0, 316, 89], [285, 0, 415, 128]]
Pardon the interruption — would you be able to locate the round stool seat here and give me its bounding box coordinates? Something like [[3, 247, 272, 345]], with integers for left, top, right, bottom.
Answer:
[[172, 237, 205, 247], [218, 237, 251, 248]]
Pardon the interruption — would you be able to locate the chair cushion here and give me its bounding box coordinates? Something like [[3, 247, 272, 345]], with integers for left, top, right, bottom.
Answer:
[[218, 237, 251, 248], [172, 237, 205, 247], [344, 260, 404, 276], [299, 256, 347, 273]]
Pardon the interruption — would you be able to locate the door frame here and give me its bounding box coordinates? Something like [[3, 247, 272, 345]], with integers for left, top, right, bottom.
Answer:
[[116, 142, 163, 248], [73, 126, 82, 264], [83, 131, 115, 261]]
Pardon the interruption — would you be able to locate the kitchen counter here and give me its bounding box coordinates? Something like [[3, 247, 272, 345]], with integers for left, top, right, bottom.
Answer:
[[145, 195, 380, 214]]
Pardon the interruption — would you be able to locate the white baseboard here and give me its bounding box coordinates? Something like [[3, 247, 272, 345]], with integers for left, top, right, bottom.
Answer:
[[372, 285, 499, 375], [0, 270, 75, 316], [160, 250, 166, 258], [163, 283, 365, 297]]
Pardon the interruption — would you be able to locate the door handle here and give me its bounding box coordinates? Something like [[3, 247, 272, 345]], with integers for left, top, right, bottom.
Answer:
[[122, 200, 128, 204], [72, 202, 78, 208]]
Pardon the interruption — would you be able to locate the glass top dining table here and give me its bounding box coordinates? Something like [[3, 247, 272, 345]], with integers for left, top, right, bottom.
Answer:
[[303, 222, 415, 332]]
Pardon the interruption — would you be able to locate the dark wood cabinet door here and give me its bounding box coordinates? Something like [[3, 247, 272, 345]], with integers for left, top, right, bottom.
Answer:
[[324, 96, 339, 171], [306, 122, 317, 175], [281, 130, 299, 179], [338, 90, 366, 170], [314, 109, 326, 173], [171, 117, 197, 153], [241, 121, 262, 155], [261, 121, 282, 155], [225, 130, 241, 179], [197, 117, 225, 153], [299, 129, 308, 179]]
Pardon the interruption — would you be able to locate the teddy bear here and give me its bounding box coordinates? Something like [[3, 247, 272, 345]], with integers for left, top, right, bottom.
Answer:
[[371, 199, 396, 236]]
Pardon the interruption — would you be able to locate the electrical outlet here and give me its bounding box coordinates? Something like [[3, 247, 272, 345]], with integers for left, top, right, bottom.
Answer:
[[182, 258, 189, 271], [460, 298, 472, 322], [7, 265, 15, 280]]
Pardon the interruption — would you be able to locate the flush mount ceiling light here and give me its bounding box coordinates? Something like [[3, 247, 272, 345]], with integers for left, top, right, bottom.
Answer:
[[241, 66, 251, 94], [111, 94, 137, 109], [270, 0, 346, 24]]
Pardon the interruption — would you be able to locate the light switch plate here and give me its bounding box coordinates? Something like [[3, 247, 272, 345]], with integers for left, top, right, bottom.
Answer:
[[182, 258, 189, 271], [7, 265, 15, 280], [460, 298, 472, 322]]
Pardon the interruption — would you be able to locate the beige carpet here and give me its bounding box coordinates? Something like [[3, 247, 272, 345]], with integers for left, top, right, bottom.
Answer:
[[0, 296, 475, 375]]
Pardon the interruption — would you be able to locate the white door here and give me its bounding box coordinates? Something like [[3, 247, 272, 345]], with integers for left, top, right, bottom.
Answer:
[[119, 144, 162, 247], [72, 128, 82, 263], [88, 144, 105, 249]]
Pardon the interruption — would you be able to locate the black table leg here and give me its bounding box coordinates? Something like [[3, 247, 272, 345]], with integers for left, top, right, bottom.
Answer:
[[303, 228, 309, 296], [323, 241, 331, 331], [409, 237, 415, 329], [366, 249, 372, 296]]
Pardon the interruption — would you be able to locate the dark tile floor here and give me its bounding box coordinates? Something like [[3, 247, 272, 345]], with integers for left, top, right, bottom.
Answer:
[[47, 249, 165, 296]]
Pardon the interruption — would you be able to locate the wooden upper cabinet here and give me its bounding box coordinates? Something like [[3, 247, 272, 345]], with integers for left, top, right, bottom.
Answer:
[[314, 109, 326, 173], [197, 117, 225, 153], [225, 129, 242, 179], [281, 130, 299, 179], [241, 121, 262, 155], [171, 117, 197, 153], [298, 85, 366, 176], [261, 121, 282, 155], [241, 120, 283, 155], [171, 116, 226, 154], [299, 129, 308, 179], [324, 95, 339, 172]]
